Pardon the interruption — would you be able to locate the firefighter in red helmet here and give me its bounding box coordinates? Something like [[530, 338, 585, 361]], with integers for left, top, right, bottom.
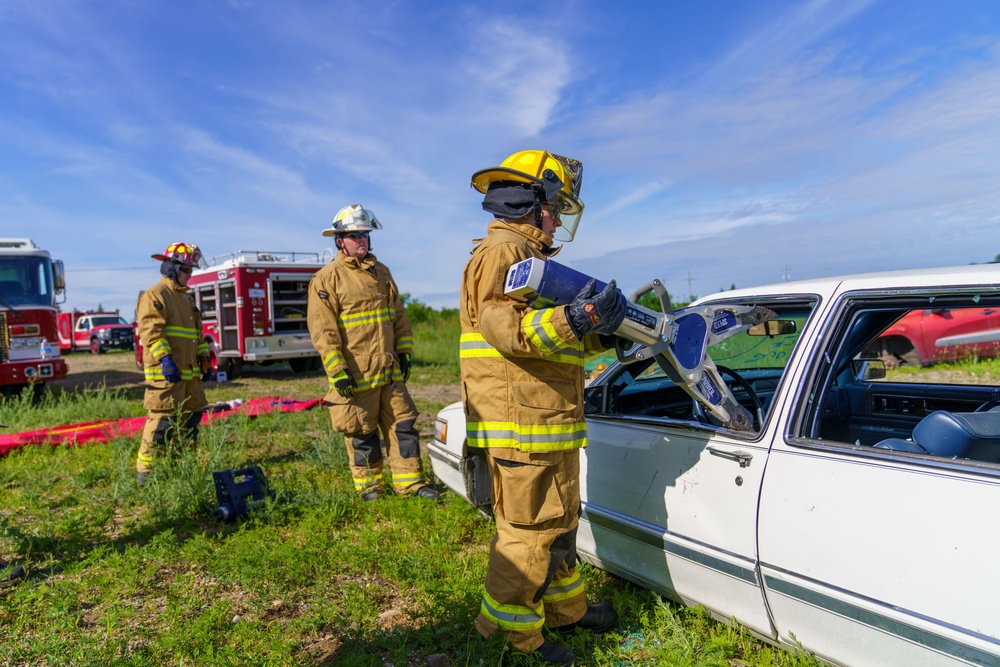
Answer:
[[135, 242, 211, 486], [462, 151, 624, 664], [307, 205, 438, 502]]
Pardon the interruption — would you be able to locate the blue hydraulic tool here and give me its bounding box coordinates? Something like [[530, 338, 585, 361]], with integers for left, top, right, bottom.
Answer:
[[504, 258, 776, 432]]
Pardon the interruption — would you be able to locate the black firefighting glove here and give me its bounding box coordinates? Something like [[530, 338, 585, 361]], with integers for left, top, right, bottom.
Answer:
[[399, 353, 411, 382], [160, 355, 182, 383], [566, 279, 627, 340], [332, 369, 357, 399], [199, 357, 214, 382]]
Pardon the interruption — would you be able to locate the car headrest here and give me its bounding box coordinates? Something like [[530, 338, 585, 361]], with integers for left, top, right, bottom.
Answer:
[[912, 410, 1000, 459]]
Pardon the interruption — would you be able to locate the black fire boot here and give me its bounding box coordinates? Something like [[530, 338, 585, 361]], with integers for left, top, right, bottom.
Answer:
[[533, 640, 575, 665], [415, 485, 439, 500], [555, 602, 619, 635], [361, 488, 380, 502]]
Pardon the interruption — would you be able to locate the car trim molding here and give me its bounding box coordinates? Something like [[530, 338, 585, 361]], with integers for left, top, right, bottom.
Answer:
[[763, 573, 1000, 665], [581, 503, 758, 585]]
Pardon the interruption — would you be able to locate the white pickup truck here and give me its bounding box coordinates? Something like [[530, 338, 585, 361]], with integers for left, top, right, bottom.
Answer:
[[430, 263, 1000, 667]]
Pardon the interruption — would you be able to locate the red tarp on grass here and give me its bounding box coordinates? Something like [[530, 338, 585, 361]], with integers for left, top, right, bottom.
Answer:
[[0, 397, 322, 456]]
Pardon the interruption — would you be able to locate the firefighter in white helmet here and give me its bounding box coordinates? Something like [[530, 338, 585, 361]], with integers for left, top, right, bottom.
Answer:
[[135, 242, 211, 486], [461, 151, 625, 664], [307, 205, 438, 502]]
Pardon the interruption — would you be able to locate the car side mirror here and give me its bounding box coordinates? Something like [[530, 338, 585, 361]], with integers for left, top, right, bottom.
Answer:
[[747, 320, 797, 336], [583, 385, 606, 415], [853, 358, 886, 381]]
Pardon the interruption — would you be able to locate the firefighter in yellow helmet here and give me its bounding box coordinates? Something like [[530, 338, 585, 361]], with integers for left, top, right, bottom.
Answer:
[[307, 205, 438, 502], [135, 242, 211, 486], [461, 151, 625, 664]]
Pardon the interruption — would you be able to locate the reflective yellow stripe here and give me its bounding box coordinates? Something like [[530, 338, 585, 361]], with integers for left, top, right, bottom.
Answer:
[[197, 341, 209, 355], [353, 475, 379, 491], [395, 336, 413, 353], [327, 369, 394, 393], [322, 350, 345, 372], [459, 332, 503, 359], [391, 471, 422, 485], [522, 310, 584, 365], [338, 308, 394, 328], [466, 420, 587, 451], [163, 326, 201, 339], [145, 368, 199, 382], [480, 591, 545, 632], [542, 571, 584, 603], [149, 340, 171, 357]]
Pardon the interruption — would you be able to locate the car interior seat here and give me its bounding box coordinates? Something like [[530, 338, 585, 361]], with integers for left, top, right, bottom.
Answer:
[[874, 405, 1000, 463]]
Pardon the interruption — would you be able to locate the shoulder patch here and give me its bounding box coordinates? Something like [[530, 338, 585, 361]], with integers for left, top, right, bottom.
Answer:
[[318, 290, 330, 300]]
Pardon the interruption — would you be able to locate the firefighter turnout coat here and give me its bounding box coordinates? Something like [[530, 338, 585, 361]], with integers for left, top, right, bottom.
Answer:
[[137, 276, 209, 384], [307, 250, 414, 405], [460, 219, 605, 652], [460, 220, 604, 453]]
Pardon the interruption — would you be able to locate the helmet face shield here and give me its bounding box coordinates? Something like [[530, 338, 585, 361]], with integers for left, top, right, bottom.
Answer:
[[553, 210, 581, 242]]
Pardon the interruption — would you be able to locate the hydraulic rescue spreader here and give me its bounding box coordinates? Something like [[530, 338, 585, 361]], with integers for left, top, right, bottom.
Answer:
[[504, 258, 776, 432]]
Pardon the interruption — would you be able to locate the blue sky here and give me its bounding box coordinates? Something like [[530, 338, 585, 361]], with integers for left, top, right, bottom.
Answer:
[[2, 0, 999, 314]]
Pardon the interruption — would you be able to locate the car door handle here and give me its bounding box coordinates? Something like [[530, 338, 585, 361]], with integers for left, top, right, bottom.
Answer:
[[707, 446, 753, 468]]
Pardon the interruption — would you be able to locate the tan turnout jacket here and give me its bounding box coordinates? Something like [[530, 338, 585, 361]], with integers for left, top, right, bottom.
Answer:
[[460, 220, 604, 452], [137, 276, 208, 382], [307, 250, 414, 403]]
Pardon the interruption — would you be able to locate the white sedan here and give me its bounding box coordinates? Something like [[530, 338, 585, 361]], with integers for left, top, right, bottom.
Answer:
[[430, 263, 1000, 667]]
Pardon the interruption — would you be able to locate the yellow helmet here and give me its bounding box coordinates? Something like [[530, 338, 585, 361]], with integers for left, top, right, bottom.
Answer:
[[471, 150, 584, 241], [322, 204, 383, 237]]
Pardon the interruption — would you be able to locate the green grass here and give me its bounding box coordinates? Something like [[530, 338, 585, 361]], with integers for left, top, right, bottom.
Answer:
[[0, 311, 830, 667]]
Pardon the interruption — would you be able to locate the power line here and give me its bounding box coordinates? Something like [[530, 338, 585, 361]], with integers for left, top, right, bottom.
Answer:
[[65, 267, 150, 272]]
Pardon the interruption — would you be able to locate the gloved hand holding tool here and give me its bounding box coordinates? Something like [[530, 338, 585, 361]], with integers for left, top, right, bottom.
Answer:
[[160, 355, 182, 383], [566, 278, 627, 339], [333, 369, 357, 398]]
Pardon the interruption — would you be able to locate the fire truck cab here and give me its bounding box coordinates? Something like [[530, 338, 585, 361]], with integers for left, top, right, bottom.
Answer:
[[0, 238, 68, 394], [185, 250, 328, 378]]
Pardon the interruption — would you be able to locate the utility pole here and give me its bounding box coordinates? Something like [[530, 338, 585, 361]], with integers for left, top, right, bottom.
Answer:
[[686, 271, 694, 301], [781, 265, 792, 282]]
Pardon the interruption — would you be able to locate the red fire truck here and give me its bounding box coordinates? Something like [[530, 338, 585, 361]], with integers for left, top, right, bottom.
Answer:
[[57, 310, 134, 354], [0, 238, 68, 394], [136, 250, 329, 378]]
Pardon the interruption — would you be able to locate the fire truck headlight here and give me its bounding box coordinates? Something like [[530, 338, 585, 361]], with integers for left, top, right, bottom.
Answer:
[[10, 336, 42, 350]]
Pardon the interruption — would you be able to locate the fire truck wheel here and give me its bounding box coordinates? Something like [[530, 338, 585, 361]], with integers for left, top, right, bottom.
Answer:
[[219, 358, 243, 379], [90, 339, 104, 355], [289, 357, 320, 373]]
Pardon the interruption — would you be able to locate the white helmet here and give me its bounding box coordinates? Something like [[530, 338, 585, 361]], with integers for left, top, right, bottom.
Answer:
[[322, 204, 383, 237]]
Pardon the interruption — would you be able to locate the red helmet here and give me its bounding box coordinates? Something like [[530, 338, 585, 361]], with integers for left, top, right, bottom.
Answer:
[[151, 242, 205, 269]]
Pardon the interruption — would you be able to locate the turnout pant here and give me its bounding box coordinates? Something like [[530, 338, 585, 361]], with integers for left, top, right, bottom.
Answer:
[[137, 378, 207, 473], [475, 448, 588, 653], [327, 381, 425, 495]]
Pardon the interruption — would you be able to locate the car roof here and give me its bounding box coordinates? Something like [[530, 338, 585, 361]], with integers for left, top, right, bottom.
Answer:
[[692, 263, 1000, 304]]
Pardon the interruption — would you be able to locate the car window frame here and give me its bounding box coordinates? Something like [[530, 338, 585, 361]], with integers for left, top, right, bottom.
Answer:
[[589, 293, 823, 441], [787, 287, 1000, 476]]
